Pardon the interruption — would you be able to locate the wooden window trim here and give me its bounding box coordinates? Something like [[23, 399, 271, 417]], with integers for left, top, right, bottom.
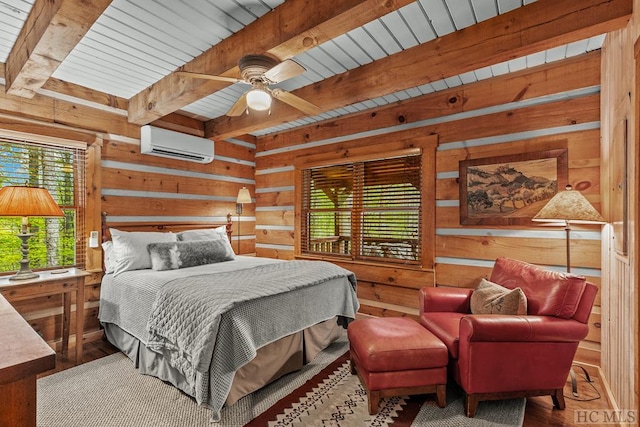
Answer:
[[294, 131, 437, 270]]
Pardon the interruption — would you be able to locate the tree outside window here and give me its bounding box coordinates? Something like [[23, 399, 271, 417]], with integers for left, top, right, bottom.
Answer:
[[0, 140, 85, 273]]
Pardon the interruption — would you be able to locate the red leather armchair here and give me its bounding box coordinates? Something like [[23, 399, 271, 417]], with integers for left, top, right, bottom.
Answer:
[[419, 257, 598, 417]]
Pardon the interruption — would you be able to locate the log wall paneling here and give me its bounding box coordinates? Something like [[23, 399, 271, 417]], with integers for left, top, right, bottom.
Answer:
[[599, 2, 639, 412], [101, 136, 256, 252], [255, 52, 602, 366], [0, 72, 255, 348]]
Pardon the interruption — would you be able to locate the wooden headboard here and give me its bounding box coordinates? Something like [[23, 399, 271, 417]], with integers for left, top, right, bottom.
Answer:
[[101, 212, 233, 242]]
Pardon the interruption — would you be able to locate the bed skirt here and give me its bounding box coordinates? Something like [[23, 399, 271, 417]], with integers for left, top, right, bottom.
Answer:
[[101, 318, 344, 407]]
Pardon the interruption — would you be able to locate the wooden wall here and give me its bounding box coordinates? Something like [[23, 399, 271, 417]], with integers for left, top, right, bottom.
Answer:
[[255, 51, 603, 366], [0, 80, 257, 348], [600, 0, 639, 412], [100, 135, 256, 254]]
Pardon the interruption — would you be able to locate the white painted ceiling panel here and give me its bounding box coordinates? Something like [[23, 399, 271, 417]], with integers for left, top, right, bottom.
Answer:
[[378, 12, 417, 51], [498, 0, 525, 14], [444, 0, 477, 30], [0, 0, 33, 62], [526, 51, 547, 68], [316, 41, 361, 71], [328, 34, 375, 67], [348, 27, 388, 61], [52, 0, 285, 98], [469, 0, 498, 22], [508, 56, 527, 73], [398, 3, 437, 44], [420, 0, 456, 35]]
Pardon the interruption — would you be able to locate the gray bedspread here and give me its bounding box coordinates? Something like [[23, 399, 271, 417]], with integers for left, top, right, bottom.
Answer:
[[98, 257, 359, 421]]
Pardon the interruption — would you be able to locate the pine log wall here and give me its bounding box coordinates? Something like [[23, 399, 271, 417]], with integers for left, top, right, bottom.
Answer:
[[254, 51, 603, 366], [0, 72, 256, 349], [600, 0, 639, 412]]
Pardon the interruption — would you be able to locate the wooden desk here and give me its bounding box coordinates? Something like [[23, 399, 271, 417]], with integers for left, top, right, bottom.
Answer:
[[0, 268, 88, 364], [0, 294, 56, 427]]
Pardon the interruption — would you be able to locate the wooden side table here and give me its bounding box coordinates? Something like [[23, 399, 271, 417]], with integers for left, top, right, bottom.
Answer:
[[0, 294, 55, 427], [0, 268, 88, 364]]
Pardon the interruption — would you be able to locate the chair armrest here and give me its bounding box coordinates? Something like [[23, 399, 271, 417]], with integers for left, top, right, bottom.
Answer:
[[419, 287, 473, 314], [459, 315, 590, 343]]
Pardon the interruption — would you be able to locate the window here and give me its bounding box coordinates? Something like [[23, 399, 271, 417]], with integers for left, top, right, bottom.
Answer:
[[301, 153, 423, 265], [0, 139, 86, 273]]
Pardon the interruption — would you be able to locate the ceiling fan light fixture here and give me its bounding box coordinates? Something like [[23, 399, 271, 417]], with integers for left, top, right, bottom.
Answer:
[[246, 88, 271, 111]]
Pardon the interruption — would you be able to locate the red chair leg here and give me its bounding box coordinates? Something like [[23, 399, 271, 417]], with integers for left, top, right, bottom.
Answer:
[[464, 393, 478, 417], [552, 388, 566, 409], [368, 390, 380, 415], [436, 384, 446, 408]]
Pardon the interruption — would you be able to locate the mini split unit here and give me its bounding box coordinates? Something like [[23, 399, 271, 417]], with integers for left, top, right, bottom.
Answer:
[[140, 125, 214, 164]]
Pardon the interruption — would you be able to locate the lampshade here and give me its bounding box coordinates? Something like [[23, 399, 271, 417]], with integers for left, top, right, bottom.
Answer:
[[246, 89, 272, 111], [532, 185, 604, 224], [0, 186, 64, 217], [236, 187, 252, 204]]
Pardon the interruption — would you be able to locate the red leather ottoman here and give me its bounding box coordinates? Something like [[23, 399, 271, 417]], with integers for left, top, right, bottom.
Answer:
[[348, 317, 448, 414]]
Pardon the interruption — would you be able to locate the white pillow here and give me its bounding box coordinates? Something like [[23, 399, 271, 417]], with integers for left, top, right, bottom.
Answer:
[[177, 225, 235, 258], [110, 228, 177, 276], [101, 241, 116, 274], [177, 225, 228, 241]]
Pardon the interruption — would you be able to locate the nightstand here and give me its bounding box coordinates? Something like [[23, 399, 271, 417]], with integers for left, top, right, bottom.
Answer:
[[0, 268, 88, 364]]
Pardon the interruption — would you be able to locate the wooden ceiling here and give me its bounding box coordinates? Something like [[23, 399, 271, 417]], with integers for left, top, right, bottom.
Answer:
[[0, 0, 632, 141]]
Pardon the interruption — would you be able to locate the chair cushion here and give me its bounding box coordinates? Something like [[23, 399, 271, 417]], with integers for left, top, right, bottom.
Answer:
[[489, 257, 586, 319], [470, 279, 527, 315], [420, 312, 465, 359]]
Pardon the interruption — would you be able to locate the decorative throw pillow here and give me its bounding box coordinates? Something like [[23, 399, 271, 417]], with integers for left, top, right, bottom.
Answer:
[[101, 241, 116, 274], [110, 228, 177, 276], [177, 225, 235, 259], [470, 278, 527, 315], [147, 240, 235, 271]]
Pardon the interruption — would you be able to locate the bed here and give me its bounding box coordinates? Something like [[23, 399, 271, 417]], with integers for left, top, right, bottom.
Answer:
[[97, 215, 359, 421]]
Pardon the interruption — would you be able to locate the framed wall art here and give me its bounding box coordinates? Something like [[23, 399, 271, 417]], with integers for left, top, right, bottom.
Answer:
[[459, 149, 568, 226]]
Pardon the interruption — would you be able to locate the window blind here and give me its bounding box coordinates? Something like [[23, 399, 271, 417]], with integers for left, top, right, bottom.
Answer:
[[301, 154, 422, 264], [0, 139, 86, 272]]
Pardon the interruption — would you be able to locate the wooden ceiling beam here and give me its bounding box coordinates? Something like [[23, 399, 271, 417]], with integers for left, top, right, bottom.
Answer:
[[206, 0, 631, 140], [4, 0, 112, 98], [127, 0, 415, 126]]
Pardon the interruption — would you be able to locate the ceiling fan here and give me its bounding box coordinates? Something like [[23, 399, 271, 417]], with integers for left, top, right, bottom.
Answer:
[[177, 54, 322, 117]]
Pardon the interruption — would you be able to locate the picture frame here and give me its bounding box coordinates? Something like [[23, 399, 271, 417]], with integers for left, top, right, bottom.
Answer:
[[459, 149, 568, 226]]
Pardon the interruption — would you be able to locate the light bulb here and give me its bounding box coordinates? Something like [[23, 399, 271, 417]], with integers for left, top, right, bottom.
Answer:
[[246, 89, 272, 111]]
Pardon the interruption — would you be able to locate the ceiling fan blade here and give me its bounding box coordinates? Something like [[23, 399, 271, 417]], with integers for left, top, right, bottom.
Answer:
[[263, 59, 306, 83], [271, 88, 322, 116], [227, 93, 248, 116], [176, 71, 241, 84]]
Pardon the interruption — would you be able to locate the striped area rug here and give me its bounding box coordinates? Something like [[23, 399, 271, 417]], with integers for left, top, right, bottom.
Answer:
[[37, 338, 524, 426]]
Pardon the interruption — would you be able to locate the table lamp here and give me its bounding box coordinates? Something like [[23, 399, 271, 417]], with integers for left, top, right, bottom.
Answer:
[[0, 185, 65, 280]]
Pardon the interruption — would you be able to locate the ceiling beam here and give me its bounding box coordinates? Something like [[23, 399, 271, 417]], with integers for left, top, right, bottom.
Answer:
[[206, 0, 631, 140], [127, 0, 415, 126], [4, 0, 112, 98]]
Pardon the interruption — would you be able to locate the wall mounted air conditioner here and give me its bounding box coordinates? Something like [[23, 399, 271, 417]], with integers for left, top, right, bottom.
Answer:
[[140, 125, 214, 164]]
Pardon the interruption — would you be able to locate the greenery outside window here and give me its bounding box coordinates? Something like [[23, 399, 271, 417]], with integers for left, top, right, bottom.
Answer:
[[300, 153, 423, 265], [0, 139, 86, 273]]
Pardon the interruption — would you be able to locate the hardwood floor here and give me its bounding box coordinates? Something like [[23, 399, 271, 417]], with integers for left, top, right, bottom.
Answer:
[[40, 338, 613, 426], [523, 369, 613, 426]]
